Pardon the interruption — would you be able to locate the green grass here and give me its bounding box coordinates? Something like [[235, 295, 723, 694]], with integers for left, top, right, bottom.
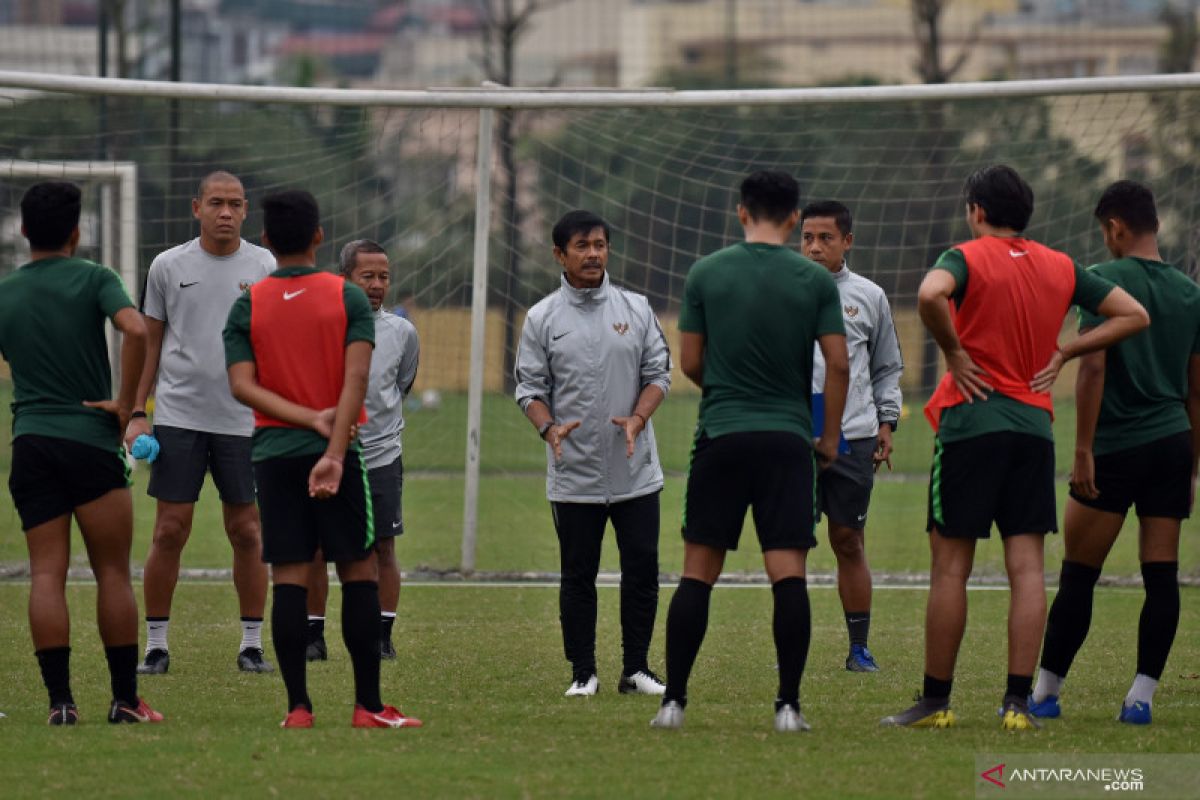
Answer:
[[0, 583, 1197, 798], [1, 389, 1199, 577]]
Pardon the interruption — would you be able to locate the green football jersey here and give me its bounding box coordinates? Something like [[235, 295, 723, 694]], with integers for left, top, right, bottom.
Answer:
[[679, 242, 844, 441], [1079, 256, 1200, 455], [0, 257, 134, 450]]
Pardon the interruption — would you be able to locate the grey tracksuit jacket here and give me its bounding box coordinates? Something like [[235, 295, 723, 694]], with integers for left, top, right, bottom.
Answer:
[[811, 263, 904, 440], [360, 308, 420, 471], [514, 272, 671, 503]]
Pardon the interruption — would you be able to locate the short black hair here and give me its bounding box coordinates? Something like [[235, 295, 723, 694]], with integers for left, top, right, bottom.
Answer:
[[962, 165, 1034, 232], [196, 170, 243, 199], [1094, 180, 1159, 235], [262, 190, 320, 256], [339, 239, 387, 276], [800, 200, 853, 236], [552, 210, 610, 250], [740, 170, 800, 225], [21, 181, 82, 250]]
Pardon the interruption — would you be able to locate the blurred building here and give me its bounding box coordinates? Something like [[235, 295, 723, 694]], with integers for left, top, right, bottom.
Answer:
[[0, 0, 1192, 88], [617, 0, 1178, 87]]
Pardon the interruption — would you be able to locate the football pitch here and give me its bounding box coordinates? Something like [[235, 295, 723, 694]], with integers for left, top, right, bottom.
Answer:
[[0, 391, 1197, 578], [1, 389, 1199, 796], [0, 583, 1197, 798]]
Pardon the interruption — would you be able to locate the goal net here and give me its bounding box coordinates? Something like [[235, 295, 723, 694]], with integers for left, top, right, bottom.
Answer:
[[2, 74, 1198, 574]]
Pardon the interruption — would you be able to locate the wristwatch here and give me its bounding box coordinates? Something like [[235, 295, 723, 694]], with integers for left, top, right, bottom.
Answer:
[[538, 420, 554, 439]]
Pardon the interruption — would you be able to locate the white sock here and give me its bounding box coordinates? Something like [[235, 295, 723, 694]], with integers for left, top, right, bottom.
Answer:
[[1125, 673, 1158, 707], [381, 611, 397, 620], [146, 617, 169, 653], [240, 617, 263, 651], [1032, 668, 1064, 702]]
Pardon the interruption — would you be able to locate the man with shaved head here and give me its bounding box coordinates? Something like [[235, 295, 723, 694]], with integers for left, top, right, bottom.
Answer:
[[126, 170, 277, 675]]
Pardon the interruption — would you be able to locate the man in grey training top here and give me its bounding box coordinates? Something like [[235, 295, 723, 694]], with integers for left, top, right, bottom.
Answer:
[[515, 209, 672, 698], [801, 200, 903, 672], [305, 240, 420, 661], [127, 170, 276, 674]]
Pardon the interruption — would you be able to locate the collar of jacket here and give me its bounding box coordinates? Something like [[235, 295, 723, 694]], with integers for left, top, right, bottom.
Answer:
[[560, 270, 610, 305], [831, 261, 851, 282]]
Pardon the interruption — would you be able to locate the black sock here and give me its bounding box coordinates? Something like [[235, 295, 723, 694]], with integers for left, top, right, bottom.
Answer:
[[1137, 562, 1179, 680], [664, 577, 713, 707], [923, 674, 952, 702], [1040, 560, 1102, 678], [35, 646, 73, 707], [773, 577, 810, 709], [272, 584, 311, 712], [307, 616, 325, 643], [845, 611, 870, 648], [380, 614, 395, 642], [105, 644, 139, 706], [342, 581, 383, 712], [1006, 673, 1032, 704]]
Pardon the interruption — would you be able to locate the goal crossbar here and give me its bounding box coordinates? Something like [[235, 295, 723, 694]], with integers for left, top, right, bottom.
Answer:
[[3, 69, 1200, 109]]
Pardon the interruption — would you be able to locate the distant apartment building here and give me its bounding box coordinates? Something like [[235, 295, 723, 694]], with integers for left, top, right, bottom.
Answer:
[[617, 0, 1176, 87]]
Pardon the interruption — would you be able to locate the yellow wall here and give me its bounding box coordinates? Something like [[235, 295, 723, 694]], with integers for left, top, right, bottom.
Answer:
[[0, 306, 1083, 402], [409, 306, 1079, 401]]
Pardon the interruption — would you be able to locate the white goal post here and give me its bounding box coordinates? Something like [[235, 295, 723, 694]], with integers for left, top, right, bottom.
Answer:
[[0, 159, 139, 384]]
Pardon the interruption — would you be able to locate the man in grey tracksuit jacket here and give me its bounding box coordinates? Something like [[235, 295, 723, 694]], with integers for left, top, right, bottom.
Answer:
[[306, 240, 420, 662], [801, 201, 903, 673], [515, 210, 672, 698]]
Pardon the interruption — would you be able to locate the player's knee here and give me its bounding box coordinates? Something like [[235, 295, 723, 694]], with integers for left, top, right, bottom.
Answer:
[[930, 558, 971, 584], [151, 516, 191, 551], [618, 542, 658, 572], [830, 527, 865, 561], [226, 520, 261, 552], [92, 560, 133, 586], [29, 562, 68, 587]]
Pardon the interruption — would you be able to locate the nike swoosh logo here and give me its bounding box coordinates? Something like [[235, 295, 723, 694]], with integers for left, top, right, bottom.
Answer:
[[857, 513, 867, 521], [115, 704, 151, 722], [392, 521, 402, 528], [552, 331, 571, 341], [1009, 249, 1028, 258], [283, 289, 307, 300], [179, 281, 199, 288], [366, 711, 412, 728]]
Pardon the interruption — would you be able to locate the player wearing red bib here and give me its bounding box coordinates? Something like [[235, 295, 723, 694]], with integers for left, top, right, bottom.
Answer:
[[223, 190, 420, 729], [881, 166, 1147, 731]]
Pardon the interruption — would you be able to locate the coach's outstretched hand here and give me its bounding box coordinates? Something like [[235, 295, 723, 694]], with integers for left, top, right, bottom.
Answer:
[[544, 420, 581, 462], [611, 413, 647, 458], [309, 453, 343, 499], [945, 347, 992, 402], [874, 425, 894, 472]]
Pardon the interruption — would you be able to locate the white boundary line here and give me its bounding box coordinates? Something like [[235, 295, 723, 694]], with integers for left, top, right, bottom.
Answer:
[[6, 580, 1154, 593]]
